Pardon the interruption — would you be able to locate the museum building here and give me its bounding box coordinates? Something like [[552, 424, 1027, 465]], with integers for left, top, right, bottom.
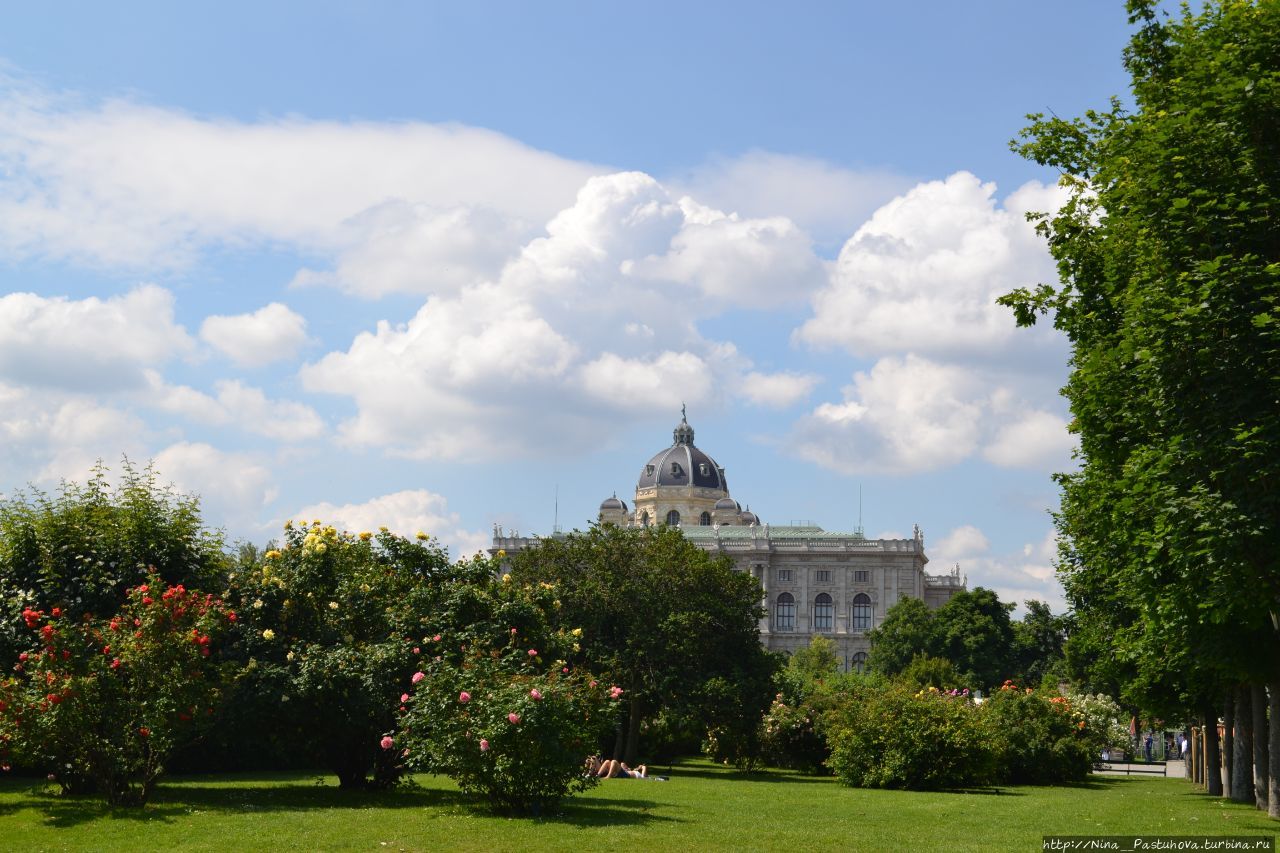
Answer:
[[490, 413, 966, 671]]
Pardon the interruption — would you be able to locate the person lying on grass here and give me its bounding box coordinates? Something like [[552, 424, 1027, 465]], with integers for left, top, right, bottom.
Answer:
[[585, 755, 648, 778]]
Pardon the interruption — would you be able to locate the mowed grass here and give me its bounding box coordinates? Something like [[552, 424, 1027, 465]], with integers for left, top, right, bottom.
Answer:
[[0, 760, 1273, 852]]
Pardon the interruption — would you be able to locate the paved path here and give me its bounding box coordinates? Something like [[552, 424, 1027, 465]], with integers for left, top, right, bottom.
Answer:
[[1093, 759, 1186, 779]]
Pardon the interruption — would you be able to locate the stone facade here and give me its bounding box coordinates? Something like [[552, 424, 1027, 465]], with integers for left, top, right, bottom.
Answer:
[[491, 414, 965, 671]]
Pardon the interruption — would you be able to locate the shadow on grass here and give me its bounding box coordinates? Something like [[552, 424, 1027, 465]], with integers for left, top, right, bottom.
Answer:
[[4, 776, 678, 830], [659, 764, 834, 785]]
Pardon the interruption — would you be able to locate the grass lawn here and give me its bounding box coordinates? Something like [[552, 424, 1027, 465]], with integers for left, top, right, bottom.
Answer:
[[0, 760, 1274, 852]]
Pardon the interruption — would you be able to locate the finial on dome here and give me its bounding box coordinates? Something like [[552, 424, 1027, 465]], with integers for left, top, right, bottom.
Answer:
[[673, 407, 695, 446]]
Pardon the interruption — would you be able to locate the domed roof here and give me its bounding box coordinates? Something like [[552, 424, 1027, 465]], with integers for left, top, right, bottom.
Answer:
[[599, 494, 628, 511], [740, 509, 759, 525], [714, 497, 740, 511], [637, 412, 728, 493]]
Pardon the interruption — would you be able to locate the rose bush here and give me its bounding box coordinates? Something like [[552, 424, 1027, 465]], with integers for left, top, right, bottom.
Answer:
[[0, 575, 230, 805], [982, 681, 1097, 784], [221, 521, 461, 789], [825, 682, 996, 790], [396, 576, 619, 814]]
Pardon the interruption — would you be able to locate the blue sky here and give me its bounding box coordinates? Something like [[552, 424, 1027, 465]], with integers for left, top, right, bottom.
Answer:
[[0, 3, 1139, 611]]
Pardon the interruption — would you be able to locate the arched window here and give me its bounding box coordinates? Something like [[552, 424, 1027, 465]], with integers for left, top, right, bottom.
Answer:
[[852, 593, 873, 631], [776, 593, 795, 631], [851, 651, 868, 673], [665, 509, 681, 526], [814, 593, 833, 631], [699, 511, 711, 526], [640, 511, 650, 527]]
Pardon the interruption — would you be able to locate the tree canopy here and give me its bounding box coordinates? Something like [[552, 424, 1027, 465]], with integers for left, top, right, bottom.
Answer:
[[506, 524, 776, 764], [1001, 0, 1280, 720]]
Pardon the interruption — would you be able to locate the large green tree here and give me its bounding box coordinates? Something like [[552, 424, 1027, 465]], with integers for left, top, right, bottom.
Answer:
[[1002, 0, 1280, 809], [506, 524, 776, 765]]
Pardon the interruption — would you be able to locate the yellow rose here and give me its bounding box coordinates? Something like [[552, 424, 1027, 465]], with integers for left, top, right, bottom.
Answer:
[[497, 549, 507, 559], [262, 629, 276, 641], [571, 628, 582, 637], [359, 531, 372, 541], [415, 531, 428, 540]]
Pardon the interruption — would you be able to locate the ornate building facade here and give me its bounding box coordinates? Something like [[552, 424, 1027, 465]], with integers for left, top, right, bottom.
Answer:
[[491, 414, 965, 671]]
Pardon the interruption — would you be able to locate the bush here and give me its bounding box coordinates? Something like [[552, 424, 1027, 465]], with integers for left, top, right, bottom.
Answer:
[[0, 462, 228, 668], [222, 522, 458, 789], [825, 682, 996, 790], [982, 682, 1096, 784], [759, 692, 828, 773], [397, 580, 619, 814], [0, 574, 231, 804]]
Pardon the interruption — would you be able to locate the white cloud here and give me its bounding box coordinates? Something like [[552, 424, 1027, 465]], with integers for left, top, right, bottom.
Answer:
[[791, 355, 985, 474], [930, 524, 1065, 614], [303, 172, 825, 460], [982, 409, 1076, 470], [0, 77, 601, 288], [200, 302, 310, 367], [672, 150, 914, 250], [0, 285, 194, 391], [796, 171, 1067, 362], [143, 372, 325, 441], [291, 489, 490, 561], [152, 441, 278, 531], [738, 371, 821, 408]]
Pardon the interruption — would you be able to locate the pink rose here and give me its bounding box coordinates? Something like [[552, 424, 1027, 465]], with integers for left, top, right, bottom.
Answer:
[[507, 712, 521, 724], [510, 628, 517, 634], [480, 739, 490, 751], [562, 667, 569, 674], [400, 693, 409, 703], [433, 634, 442, 642], [459, 691, 471, 703], [610, 686, 624, 699], [528, 649, 537, 657], [380, 736, 394, 750], [589, 680, 597, 688], [413, 647, 420, 654], [529, 689, 542, 700], [411, 671, 425, 684]]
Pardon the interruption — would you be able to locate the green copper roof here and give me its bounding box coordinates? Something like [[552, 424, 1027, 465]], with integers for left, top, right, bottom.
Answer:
[[679, 524, 867, 540]]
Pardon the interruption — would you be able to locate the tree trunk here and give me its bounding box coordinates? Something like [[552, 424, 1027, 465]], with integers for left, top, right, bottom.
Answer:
[[1269, 681, 1280, 818], [1189, 726, 1199, 784], [1205, 706, 1223, 797], [1224, 695, 1235, 798], [622, 696, 643, 765], [1233, 685, 1254, 803], [1252, 683, 1268, 811]]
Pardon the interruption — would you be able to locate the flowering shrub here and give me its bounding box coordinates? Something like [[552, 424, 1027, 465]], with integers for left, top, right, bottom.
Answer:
[[758, 692, 829, 773], [222, 521, 459, 789], [0, 463, 227, 669], [1066, 690, 1129, 755], [981, 682, 1097, 784], [397, 578, 619, 814], [0, 575, 229, 805], [825, 682, 996, 790]]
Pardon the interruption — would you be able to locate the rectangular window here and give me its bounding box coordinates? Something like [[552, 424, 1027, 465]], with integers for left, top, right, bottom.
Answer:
[[854, 570, 870, 583], [777, 569, 792, 582], [815, 569, 831, 583]]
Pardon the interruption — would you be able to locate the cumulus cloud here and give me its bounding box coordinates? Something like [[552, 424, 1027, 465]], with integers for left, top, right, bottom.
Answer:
[[143, 372, 325, 442], [291, 489, 490, 560], [200, 303, 310, 367], [789, 354, 1074, 475], [152, 441, 278, 531], [982, 408, 1076, 470], [672, 150, 914, 251], [796, 171, 1067, 362], [0, 285, 194, 391], [0, 75, 601, 289], [738, 371, 821, 408], [929, 524, 1064, 613], [303, 172, 826, 459], [790, 355, 986, 474]]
